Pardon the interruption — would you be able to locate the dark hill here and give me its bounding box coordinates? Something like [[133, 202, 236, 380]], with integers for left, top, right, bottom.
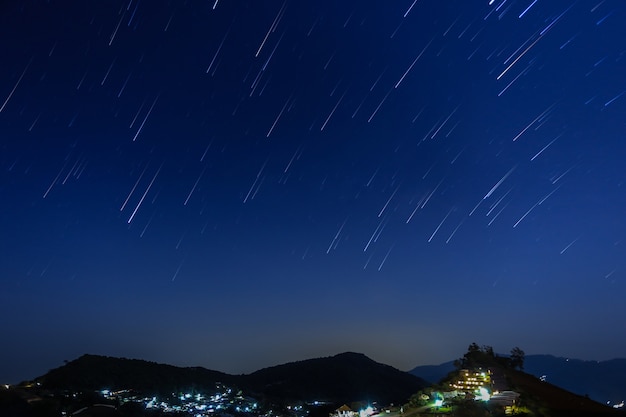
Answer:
[[241, 352, 428, 404], [35, 352, 427, 404], [36, 354, 237, 395]]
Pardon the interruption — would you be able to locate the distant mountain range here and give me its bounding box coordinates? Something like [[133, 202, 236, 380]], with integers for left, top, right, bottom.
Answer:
[[409, 354, 626, 406], [37, 352, 428, 405]]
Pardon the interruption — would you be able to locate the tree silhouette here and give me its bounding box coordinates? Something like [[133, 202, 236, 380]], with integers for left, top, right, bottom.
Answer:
[[510, 347, 525, 370]]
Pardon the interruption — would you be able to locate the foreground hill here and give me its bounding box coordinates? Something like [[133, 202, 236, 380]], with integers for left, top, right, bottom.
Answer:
[[409, 346, 623, 417], [35, 352, 427, 404], [409, 354, 626, 405]]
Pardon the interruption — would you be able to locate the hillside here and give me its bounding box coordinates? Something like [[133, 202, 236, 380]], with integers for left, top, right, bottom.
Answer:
[[502, 367, 623, 417], [410, 354, 626, 405], [242, 352, 428, 404], [523, 355, 626, 405]]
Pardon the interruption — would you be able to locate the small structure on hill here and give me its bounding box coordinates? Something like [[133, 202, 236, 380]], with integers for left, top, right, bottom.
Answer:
[[331, 404, 357, 417], [489, 390, 520, 406]]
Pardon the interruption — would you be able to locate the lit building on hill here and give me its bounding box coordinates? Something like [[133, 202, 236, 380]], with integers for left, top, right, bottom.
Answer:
[[450, 369, 492, 392]]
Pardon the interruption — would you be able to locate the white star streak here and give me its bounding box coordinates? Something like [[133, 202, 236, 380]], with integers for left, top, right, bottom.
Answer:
[[406, 194, 426, 224], [469, 198, 483, 216], [560, 236, 581, 254], [512, 104, 555, 141], [531, 133, 562, 161], [262, 31, 285, 72], [446, 218, 465, 243], [101, 58, 116, 85], [327, 218, 348, 254], [171, 260, 184, 281], [497, 32, 544, 80], [133, 95, 160, 141], [428, 208, 454, 242], [255, 1, 287, 57], [540, 4, 574, 35], [267, 96, 291, 137], [109, 11, 125, 46], [365, 218, 387, 251], [43, 160, 69, 199], [121, 165, 149, 211], [538, 185, 562, 205], [321, 90, 347, 131], [1, 58, 32, 113], [513, 201, 539, 228], [487, 201, 510, 226], [420, 180, 443, 209], [118, 71, 132, 97], [378, 184, 401, 217], [244, 159, 268, 203], [128, 164, 162, 224], [497, 64, 530, 97], [394, 37, 434, 89], [605, 90, 626, 107], [484, 165, 516, 199], [207, 28, 230, 74], [378, 243, 395, 271], [184, 166, 207, 205], [403, 0, 418, 17], [519, 0, 539, 18], [486, 187, 512, 216], [430, 105, 459, 139], [367, 87, 393, 123]]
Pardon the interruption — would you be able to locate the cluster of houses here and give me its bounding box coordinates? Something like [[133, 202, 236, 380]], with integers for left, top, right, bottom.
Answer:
[[447, 367, 521, 412], [329, 367, 521, 417]]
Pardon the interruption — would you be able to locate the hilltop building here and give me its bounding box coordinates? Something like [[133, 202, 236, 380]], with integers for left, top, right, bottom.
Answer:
[[450, 369, 492, 392]]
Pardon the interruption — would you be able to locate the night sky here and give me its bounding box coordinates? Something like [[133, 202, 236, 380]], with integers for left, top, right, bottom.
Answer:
[[2, 0, 626, 384]]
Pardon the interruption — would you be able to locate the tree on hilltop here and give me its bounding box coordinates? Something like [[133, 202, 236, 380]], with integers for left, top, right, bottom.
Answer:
[[455, 343, 497, 370], [510, 347, 525, 370]]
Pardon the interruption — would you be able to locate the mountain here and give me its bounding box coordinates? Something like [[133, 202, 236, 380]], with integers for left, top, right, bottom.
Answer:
[[523, 355, 626, 406], [407, 360, 455, 384], [36, 354, 237, 395], [409, 354, 626, 406], [35, 352, 427, 404], [242, 352, 428, 404]]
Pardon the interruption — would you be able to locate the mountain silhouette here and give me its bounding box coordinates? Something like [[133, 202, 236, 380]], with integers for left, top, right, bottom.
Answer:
[[36, 352, 427, 404], [242, 352, 427, 403]]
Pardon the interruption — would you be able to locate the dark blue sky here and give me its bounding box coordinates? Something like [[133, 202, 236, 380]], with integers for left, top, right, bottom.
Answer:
[[2, 0, 626, 383]]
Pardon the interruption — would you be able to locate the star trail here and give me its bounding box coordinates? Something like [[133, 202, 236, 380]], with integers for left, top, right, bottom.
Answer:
[[1, 0, 625, 383]]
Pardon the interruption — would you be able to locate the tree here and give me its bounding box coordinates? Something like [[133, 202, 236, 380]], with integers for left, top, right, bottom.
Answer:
[[482, 345, 494, 358], [468, 343, 481, 354], [510, 347, 525, 370], [458, 343, 495, 369]]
